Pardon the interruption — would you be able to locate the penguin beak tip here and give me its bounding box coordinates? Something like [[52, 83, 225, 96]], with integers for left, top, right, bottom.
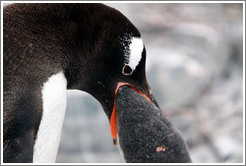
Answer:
[[113, 139, 117, 146]]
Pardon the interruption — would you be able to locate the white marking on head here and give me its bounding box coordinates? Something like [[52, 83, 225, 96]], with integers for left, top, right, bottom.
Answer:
[[33, 72, 67, 163], [121, 35, 144, 75], [128, 37, 144, 70]]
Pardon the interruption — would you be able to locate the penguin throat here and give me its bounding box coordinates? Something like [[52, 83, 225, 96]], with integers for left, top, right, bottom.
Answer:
[[110, 82, 151, 145]]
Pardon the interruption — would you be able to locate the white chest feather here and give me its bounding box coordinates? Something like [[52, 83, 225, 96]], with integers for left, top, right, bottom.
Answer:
[[33, 72, 67, 163]]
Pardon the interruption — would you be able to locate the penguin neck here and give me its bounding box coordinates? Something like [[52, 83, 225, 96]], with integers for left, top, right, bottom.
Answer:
[[33, 72, 67, 163]]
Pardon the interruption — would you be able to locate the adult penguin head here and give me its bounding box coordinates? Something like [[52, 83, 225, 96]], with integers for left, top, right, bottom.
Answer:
[[83, 28, 159, 144], [62, 4, 159, 140]]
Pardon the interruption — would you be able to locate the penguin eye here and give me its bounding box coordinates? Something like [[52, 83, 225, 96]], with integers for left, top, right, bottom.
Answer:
[[122, 64, 133, 75]]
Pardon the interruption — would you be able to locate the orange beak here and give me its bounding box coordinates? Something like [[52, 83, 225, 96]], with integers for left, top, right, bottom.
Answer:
[[110, 82, 152, 145]]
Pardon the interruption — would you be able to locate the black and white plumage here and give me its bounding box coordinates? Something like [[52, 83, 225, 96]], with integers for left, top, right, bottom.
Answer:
[[3, 3, 191, 163]]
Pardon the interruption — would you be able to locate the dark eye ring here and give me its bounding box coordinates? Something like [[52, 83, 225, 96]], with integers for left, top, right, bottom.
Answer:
[[122, 64, 133, 75]]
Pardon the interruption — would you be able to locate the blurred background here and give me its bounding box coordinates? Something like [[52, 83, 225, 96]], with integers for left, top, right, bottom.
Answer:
[[54, 3, 244, 163]]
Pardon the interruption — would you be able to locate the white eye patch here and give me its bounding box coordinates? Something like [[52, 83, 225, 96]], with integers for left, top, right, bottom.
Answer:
[[121, 36, 144, 75], [128, 37, 144, 70]]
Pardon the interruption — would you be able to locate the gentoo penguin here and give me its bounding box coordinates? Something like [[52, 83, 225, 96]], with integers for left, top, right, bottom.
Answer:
[[115, 85, 191, 162], [3, 3, 189, 163]]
